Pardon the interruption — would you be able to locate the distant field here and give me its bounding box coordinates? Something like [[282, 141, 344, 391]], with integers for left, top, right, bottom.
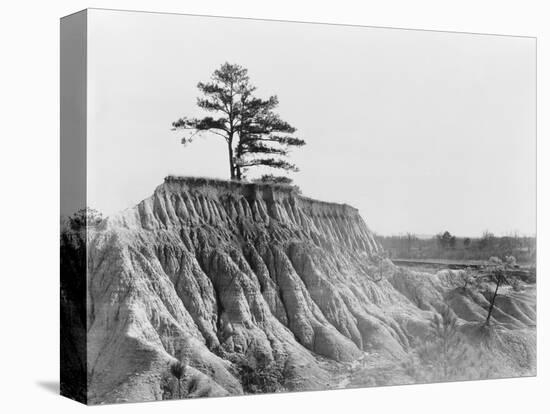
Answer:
[[393, 258, 490, 267], [393, 258, 536, 284], [393, 257, 535, 269], [377, 233, 536, 266]]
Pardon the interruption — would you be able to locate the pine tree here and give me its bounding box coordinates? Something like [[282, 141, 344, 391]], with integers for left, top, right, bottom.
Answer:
[[417, 306, 469, 381], [172, 62, 305, 180], [431, 307, 467, 379]]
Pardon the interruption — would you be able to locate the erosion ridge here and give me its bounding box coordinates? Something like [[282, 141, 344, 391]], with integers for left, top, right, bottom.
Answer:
[[110, 176, 378, 251], [84, 177, 535, 404]]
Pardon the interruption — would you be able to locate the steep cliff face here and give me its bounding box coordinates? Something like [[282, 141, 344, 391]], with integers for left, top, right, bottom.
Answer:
[[84, 177, 535, 403]]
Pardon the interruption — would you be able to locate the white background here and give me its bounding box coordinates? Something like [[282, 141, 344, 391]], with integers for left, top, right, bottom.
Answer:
[[0, 0, 547, 413]]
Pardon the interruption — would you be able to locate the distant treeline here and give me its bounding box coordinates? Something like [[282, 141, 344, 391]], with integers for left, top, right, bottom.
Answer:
[[376, 231, 536, 265]]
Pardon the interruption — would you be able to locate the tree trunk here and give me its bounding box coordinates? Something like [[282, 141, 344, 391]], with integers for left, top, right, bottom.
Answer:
[[485, 274, 502, 325], [228, 141, 235, 180], [233, 137, 242, 180], [177, 379, 181, 399]]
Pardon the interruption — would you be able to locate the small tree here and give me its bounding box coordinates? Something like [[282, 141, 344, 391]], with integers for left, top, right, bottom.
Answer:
[[370, 251, 390, 282], [436, 231, 455, 250], [169, 360, 188, 399], [479, 231, 496, 251], [449, 235, 457, 249], [484, 256, 515, 326], [406, 233, 417, 254], [418, 306, 469, 381], [66, 207, 103, 231], [461, 268, 475, 291], [172, 62, 305, 181]]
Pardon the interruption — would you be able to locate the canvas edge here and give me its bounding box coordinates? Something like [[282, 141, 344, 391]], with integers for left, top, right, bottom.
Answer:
[[60, 9, 88, 405]]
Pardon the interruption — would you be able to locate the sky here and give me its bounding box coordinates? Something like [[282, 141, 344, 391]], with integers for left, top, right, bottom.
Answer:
[[87, 9, 536, 237]]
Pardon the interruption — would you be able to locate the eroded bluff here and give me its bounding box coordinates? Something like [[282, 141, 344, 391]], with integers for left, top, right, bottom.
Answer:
[[85, 177, 534, 403]]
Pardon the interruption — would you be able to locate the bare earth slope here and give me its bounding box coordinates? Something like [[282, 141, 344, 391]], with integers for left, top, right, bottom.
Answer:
[[84, 177, 535, 404]]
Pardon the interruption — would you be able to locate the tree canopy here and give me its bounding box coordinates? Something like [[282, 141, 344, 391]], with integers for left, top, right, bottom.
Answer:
[[172, 62, 305, 181]]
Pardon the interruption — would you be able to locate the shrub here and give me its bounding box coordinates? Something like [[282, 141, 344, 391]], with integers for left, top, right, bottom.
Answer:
[[234, 355, 284, 394], [161, 359, 188, 399], [66, 207, 103, 231], [253, 174, 293, 185]]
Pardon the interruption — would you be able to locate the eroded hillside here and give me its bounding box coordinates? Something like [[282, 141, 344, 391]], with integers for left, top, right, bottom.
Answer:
[[79, 177, 535, 404]]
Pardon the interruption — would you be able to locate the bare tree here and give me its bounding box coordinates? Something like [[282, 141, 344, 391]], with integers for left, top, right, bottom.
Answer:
[[484, 256, 515, 326]]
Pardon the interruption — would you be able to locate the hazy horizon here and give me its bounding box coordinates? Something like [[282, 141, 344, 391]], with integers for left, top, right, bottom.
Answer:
[[86, 10, 536, 237]]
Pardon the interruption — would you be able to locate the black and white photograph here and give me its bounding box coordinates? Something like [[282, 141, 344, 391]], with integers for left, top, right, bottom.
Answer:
[[2, 1, 548, 414], [60, 8, 536, 404]]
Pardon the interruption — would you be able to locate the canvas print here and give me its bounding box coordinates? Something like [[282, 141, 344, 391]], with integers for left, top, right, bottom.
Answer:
[[60, 9, 536, 405]]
